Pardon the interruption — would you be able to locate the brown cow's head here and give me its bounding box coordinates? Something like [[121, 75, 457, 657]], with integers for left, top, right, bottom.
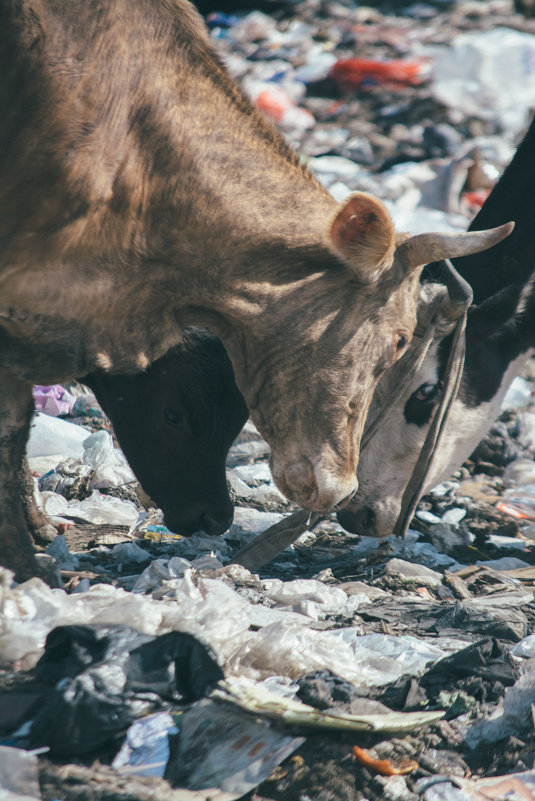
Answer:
[[213, 193, 513, 514]]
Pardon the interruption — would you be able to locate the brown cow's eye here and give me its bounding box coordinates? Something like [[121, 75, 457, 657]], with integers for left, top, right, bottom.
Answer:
[[391, 332, 409, 363]]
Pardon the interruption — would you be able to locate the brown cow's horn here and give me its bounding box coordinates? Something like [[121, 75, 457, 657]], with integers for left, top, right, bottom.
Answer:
[[439, 258, 474, 320], [398, 221, 514, 271]]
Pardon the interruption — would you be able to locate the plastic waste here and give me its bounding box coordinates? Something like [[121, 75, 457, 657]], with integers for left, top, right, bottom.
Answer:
[[82, 429, 119, 467], [441, 508, 466, 526], [418, 769, 535, 801], [32, 384, 75, 417], [231, 462, 272, 484], [227, 622, 450, 687], [38, 491, 70, 519], [517, 410, 535, 453], [227, 470, 287, 506], [213, 676, 444, 733], [132, 557, 196, 593], [385, 199, 466, 235], [264, 578, 356, 617], [227, 508, 284, 546], [0, 745, 41, 801], [0, 572, 169, 670], [111, 542, 151, 565], [81, 430, 137, 490], [230, 10, 277, 42], [511, 633, 535, 658], [430, 28, 535, 135], [496, 484, 535, 520], [26, 624, 224, 756], [501, 375, 533, 410], [328, 180, 353, 203], [464, 661, 535, 748], [504, 458, 535, 486], [112, 711, 178, 778], [294, 48, 337, 83], [307, 154, 364, 189], [165, 696, 304, 798], [27, 412, 89, 459], [45, 534, 77, 571], [419, 638, 519, 703], [71, 390, 104, 418], [474, 556, 532, 571], [64, 490, 140, 527], [330, 57, 430, 90], [383, 558, 443, 587], [253, 84, 315, 131]]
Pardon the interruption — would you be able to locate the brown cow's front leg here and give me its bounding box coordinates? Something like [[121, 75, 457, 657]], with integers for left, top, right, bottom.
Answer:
[[0, 371, 42, 582]]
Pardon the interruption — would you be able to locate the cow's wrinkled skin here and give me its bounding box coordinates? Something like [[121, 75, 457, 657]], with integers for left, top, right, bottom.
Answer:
[[339, 116, 535, 538], [0, 0, 511, 580], [83, 328, 248, 537]]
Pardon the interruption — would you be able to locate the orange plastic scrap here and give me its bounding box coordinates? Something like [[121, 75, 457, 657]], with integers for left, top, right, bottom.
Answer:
[[496, 501, 534, 520], [329, 58, 430, 90], [352, 745, 418, 776], [256, 86, 296, 122]]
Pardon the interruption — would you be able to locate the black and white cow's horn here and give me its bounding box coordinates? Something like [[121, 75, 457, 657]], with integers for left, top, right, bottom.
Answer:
[[438, 258, 474, 320], [398, 221, 514, 271]]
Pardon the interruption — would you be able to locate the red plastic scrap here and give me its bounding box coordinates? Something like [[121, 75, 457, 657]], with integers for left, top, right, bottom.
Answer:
[[461, 189, 492, 214], [330, 58, 429, 90]]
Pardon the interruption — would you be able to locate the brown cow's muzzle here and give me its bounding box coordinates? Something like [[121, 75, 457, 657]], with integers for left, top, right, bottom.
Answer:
[[270, 454, 358, 512]]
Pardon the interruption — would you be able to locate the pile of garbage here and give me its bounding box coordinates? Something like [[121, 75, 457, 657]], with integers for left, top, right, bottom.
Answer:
[[3, 1, 535, 800]]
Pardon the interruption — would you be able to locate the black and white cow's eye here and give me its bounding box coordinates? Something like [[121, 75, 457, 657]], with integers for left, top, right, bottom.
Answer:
[[404, 381, 442, 425], [415, 382, 439, 402], [164, 407, 185, 431]]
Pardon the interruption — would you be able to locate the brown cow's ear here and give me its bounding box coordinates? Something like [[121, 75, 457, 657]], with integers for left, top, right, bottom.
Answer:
[[329, 192, 396, 283]]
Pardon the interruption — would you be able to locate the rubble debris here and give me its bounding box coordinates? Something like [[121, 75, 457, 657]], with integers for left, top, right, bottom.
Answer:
[[4, 1, 535, 799]]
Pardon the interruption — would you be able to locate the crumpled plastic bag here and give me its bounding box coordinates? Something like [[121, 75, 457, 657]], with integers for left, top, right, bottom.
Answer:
[[26, 624, 224, 756], [463, 659, 535, 748], [27, 413, 89, 459], [0, 745, 41, 801], [32, 384, 76, 417], [112, 710, 178, 778]]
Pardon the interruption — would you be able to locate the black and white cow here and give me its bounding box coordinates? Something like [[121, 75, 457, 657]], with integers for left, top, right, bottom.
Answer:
[[338, 115, 535, 537]]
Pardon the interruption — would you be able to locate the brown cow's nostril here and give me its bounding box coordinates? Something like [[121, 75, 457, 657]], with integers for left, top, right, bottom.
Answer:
[[284, 460, 315, 495]]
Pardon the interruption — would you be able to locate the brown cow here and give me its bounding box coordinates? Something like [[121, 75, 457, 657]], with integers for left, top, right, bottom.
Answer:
[[0, 0, 511, 580]]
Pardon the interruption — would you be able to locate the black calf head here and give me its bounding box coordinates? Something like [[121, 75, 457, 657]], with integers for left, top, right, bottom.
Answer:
[[84, 328, 248, 536]]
